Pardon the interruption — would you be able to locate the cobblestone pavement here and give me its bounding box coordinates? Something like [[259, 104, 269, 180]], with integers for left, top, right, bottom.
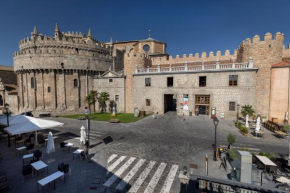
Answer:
[[1, 113, 288, 193]]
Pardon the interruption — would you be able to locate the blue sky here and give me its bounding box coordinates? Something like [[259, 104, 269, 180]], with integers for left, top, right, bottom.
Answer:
[[0, 0, 290, 65]]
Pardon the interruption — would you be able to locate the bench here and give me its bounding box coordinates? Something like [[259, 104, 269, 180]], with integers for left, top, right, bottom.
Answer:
[[37, 171, 64, 192], [274, 131, 288, 138], [39, 112, 51, 118], [110, 119, 120, 123]]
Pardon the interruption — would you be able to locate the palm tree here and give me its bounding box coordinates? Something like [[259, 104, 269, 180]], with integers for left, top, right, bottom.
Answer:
[[98, 92, 110, 113], [241, 105, 255, 117], [90, 90, 99, 113], [85, 93, 94, 114]]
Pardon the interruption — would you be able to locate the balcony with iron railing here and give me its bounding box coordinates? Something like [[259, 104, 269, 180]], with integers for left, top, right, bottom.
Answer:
[[134, 57, 256, 74]]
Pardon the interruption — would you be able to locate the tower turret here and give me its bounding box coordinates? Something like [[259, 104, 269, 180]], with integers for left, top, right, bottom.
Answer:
[[54, 23, 62, 39], [32, 26, 38, 36], [88, 28, 92, 39]]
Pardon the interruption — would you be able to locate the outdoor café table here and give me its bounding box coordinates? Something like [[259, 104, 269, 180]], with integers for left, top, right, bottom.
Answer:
[[16, 146, 27, 156], [73, 149, 84, 160], [31, 160, 48, 179], [37, 171, 64, 192], [64, 143, 74, 153], [23, 153, 33, 166]]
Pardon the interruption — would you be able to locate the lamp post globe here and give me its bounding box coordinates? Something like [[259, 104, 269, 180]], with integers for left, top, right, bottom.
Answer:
[[213, 117, 219, 161], [4, 103, 11, 147]]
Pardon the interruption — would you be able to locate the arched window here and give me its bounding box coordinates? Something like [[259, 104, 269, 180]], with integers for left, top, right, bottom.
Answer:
[[73, 79, 78, 87], [0, 95, 3, 106], [31, 77, 35, 89]]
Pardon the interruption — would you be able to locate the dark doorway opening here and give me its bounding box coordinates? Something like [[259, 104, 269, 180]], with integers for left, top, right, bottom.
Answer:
[[164, 94, 176, 113]]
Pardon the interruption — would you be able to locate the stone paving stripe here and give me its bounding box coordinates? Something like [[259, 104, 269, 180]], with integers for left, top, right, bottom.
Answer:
[[90, 133, 103, 137], [144, 162, 167, 193], [108, 156, 126, 172], [160, 164, 179, 193], [128, 161, 156, 193], [116, 159, 146, 191], [103, 157, 136, 187], [108, 154, 118, 164], [90, 130, 106, 135]]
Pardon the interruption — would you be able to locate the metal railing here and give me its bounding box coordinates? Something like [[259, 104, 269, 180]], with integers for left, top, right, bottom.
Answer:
[[187, 174, 286, 193]]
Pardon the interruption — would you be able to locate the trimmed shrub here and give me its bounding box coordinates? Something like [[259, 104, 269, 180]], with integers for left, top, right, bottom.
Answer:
[[228, 149, 237, 160], [227, 133, 236, 148]]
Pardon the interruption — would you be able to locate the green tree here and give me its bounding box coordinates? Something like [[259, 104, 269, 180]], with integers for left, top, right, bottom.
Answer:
[[90, 90, 99, 113], [241, 105, 255, 117], [98, 92, 110, 113], [227, 133, 236, 149], [85, 93, 94, 114]]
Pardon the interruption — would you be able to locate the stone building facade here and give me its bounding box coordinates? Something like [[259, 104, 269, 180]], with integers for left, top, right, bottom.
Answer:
[[12, 27, 290, 120]]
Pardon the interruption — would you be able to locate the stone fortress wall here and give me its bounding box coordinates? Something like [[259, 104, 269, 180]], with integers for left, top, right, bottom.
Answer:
[[14, 25, 113, 115]]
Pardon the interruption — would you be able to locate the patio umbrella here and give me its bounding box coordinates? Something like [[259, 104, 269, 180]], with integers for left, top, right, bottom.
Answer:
[[80, 126, 86, 148], [255, 116, 261, 139], [0, 115, 30, 125], [4, 116, 63, 145], [285, 111, 289, 122], [245, 114, 249, 128], [46, 132, 55, 163]]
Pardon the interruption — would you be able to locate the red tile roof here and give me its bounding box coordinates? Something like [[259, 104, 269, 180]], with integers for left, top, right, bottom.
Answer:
[[272, 61, 290, 68]]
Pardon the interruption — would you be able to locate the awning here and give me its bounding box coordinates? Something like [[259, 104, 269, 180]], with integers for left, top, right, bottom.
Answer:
[[255, 155, 277, 166], [0, 115, 30, 125], [4, 116, 64, 136]]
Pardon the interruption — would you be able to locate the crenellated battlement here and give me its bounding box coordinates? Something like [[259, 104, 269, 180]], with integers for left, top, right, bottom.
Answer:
[[237, 32, 285, 49], [151, 49, 237, 65]]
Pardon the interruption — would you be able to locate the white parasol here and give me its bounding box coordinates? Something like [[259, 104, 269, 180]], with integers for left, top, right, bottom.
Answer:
[[246, 114, 249, 128], [46, 132, 55, 163], [80, 126, 86, 147]]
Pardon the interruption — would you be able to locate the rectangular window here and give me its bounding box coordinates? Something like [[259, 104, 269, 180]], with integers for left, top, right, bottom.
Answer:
[[167, 77, 173, 87], [146, 99, 151, 106], [199, 76, 206, 87], [115, 95, 119, 101], [109, 79, 113, 83], [145, 78, 151, 87], [48, 86, 51, 93], [229, 75, 238, 86], [229, 102, 236, 111]]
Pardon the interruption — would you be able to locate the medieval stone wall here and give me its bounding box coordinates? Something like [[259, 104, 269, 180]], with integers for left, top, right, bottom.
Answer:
[[124, 53, 151, 113], [236, 32, 284, 118]]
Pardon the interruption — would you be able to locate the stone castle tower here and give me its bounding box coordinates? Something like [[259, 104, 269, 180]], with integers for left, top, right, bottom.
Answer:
[[13, 24, 113, 114], [236, 32, 285, 116]]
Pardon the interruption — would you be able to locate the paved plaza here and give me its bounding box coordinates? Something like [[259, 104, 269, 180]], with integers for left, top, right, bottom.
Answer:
[[0, 113, 289, 192]]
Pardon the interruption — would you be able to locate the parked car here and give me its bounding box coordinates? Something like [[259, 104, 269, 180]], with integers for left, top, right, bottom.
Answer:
[[20, 111, 33, 117]]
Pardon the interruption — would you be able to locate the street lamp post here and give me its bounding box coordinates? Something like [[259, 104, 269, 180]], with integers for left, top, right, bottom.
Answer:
[[4, 103, 11, 147], [236, 103, 240, 122], [85, 106, 90, 149], [213, 117, 219, 161]]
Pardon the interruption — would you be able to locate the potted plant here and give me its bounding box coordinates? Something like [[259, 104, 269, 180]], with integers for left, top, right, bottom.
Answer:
[[240, 126, 249, 137], [227, 133, 236, 149]]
